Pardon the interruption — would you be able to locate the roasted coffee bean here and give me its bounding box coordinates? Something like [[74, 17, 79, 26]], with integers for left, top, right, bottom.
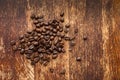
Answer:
[[12, 46, 18, 51], [38, 15, 44, 19], [34, 36, 38, 40], [31, 14, 35, 19], [29, 45, 35, 50], [60, 69, 66, 75], [69, 41, 75, 46], [52, 54, 58, 59], [65, 24, 70, 28], [60, 12, 64, 17], [44, 22, 49, 26], [19, 35, 24, 40], [33, 41, 39, 46], [39, 54, 44, 59], [64, 28, 69, 33], [59, 28, 63, 32], [43, 61, 48, 66], [62, 48, 65, 53], [26, 50, 33, 54], [52, 29, 57, 33], [27, 30, 32, 34], [27, 42, 31, 46], [26, 54, 31, 59], [64, 36, 70, 41], [10, 40, 16, 46], [20, 49, 25, 54], [36, 23, 40, 28], [49, 68, 54, 73], [74, 28, 78, 34], [34, 57, 40, 63], [33, 19, 39, 24], [24, 33, 29, 38], [31, 61, 35, 65], [20, 39, 25, 43], [83, 36, 87, 41], [60, 18, 64, 22], [76, 57, 81, 61]]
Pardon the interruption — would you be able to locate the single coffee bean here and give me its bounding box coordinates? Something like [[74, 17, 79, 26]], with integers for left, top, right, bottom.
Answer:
[[69, 41, 75, 46], [49, 68, 54, 73], [34, 57, 40, 63], [64, 28, 69, 33], [20, 49, 25, 54], [60, 12, 64, 17], [83, 36, 87, 41], [60, 18, 64, 22], [74, 28, 78, 34], [27, 30, 32, 34], [26, 54, 31, 59], [19, 35, 24, 40], [31, 61, 35, 65], [33, 41, 39, 46], [10, 40, 16, 46], [52, 54, 58, 59], [38, 15, 44, 19], [60, 69, 66, 75], [65, 24, 70, 28], [76, 57, 81, 61], [26, 50, 33, 54], [29, 45, 35, 50], [43, 61, 48, 66], [31, 14, 35, 19], [12, 45, 18, 51]]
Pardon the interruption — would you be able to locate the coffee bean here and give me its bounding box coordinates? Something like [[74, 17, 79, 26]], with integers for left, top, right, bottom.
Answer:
[[12, 45, 18, 51], [60, 69, 66, 75], [29, 45, 35, 50], [26, 50, 33, 54], [33, 41, 39, 46], [52, 54, 58, 59], [19, 35, 24, 40], [20, 49, 25, 54], [10, 40, 16, 46], [34, 57, 40, 63], [26, 54, 31, 59], [31, 14, 35, 19], [69, 41, 75, 46], [74, 28, 78, 34], [38, 15, 44, 19], [64, 28, 69, 33], [60, 12, 64, 17], [76, 57, 81, 61], [83, 36, 87, 41], [31, 61, 35, 65], [43, 61, 48, 66], [27, 30, 32, 34], [60, 18, 64, 22], [65, 24, 70, 28], [49, 68, 54, 73]]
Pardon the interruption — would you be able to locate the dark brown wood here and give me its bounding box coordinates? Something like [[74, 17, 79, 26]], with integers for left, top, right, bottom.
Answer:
[[0, 0, 120, 80]]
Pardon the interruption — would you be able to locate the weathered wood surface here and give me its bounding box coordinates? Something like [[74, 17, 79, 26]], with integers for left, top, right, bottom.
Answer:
[[0, 0, 120, 80]]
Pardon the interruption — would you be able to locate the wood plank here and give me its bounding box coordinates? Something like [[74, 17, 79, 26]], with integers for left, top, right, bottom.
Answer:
[[101, 0, 113, 80], [0, 0, 34, 80], [82, 0, 103, 80], [68, 0, 86, 80]]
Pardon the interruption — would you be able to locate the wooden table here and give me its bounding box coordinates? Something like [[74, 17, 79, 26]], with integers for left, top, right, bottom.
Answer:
[[0, 0, 120, 80]]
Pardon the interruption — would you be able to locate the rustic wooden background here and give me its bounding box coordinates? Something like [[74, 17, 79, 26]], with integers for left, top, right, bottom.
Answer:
[[0, 0, 120, 80]]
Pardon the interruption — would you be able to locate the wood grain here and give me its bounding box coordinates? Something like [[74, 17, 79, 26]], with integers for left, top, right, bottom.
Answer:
[[0, 0, 120, 80]]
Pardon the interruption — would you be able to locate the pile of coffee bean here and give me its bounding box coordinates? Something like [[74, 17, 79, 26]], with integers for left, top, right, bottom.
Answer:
[[10, 12, 77, 66]]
